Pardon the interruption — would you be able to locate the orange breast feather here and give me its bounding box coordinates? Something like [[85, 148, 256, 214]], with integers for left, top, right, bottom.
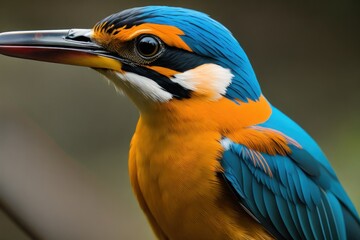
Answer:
[[129, 96, 274, 240]]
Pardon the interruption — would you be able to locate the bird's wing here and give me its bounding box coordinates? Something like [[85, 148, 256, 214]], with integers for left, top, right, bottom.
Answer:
[[220, 108, 360, 240]]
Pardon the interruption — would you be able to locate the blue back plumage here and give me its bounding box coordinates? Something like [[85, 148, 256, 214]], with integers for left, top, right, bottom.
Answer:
[[261, 107, 359, 217], [103, 6, 261, 102], [222, 106, 360, 239]]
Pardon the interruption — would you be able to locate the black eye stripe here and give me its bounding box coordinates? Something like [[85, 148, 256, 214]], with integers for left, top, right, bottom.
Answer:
[[151, 47, 216, 72], [117, 47, 216, 100], [122, 63, 191, 99]]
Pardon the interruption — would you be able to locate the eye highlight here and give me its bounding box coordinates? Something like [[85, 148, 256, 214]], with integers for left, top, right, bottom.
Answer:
[[135, 35, 163, 59]]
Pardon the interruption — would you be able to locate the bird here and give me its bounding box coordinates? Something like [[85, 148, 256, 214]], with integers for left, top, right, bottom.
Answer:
[[0, 6, 359, 240]]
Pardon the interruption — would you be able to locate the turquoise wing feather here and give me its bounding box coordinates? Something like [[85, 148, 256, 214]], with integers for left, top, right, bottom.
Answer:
[[221, 106, 360, 239]]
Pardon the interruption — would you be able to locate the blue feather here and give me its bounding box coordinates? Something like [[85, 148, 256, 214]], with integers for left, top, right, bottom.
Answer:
[[251, 177, 267, 218], [307, 206, 324, 240], [287, 201, 307, 239], [295, 204, 316, 240], [261, 106, 359, 219], [327, 192, 346, 239], [275, 195, 301, 240], [263, 187, 292, 239], [221, 105, 360, 239], [316, 200, 332, 240]]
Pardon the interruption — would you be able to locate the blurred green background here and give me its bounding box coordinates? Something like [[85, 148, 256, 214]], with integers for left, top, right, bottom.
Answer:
[[0, 0, 359, 239]]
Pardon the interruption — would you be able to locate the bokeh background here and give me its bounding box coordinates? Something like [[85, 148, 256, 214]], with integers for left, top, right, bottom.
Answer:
[[0, 0, 359, 239]]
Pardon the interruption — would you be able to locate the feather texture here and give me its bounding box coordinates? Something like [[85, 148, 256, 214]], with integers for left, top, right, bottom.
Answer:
[[221, 106, 360, 239]]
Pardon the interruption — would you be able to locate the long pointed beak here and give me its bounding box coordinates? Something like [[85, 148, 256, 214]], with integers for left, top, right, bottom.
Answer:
[[0, 29, 122, 71]]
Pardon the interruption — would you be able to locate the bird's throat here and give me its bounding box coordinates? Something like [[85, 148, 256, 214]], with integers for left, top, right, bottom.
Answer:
[[140, 95, 272, 133]]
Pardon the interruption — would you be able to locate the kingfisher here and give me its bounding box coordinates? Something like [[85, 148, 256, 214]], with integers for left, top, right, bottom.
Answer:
[[0, 6, 359, 240]]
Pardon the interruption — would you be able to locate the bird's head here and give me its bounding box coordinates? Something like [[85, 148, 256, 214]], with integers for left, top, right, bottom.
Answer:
[[0, 6, 262, 113]]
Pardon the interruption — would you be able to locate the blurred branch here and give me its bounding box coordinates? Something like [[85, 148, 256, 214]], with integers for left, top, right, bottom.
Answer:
[[0, 110, 124, 240], [0, 201, 39, 240]]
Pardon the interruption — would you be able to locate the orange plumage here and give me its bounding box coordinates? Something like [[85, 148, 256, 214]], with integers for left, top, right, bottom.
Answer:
[[129, 96, 274, 239]]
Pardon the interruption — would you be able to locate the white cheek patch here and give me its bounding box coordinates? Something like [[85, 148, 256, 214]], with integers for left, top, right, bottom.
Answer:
[[171, 63, 233, 100], [114, 72, 173, 102]]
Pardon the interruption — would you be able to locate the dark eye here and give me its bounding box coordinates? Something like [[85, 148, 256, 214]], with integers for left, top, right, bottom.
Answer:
[[135, 35, 163, 59]]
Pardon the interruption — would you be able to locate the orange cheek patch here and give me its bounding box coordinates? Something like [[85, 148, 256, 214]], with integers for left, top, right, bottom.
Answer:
[[92, 23, 192, 52]]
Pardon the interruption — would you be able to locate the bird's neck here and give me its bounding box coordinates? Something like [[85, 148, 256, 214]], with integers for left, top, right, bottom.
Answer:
[[139, 95, 272, 133]]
